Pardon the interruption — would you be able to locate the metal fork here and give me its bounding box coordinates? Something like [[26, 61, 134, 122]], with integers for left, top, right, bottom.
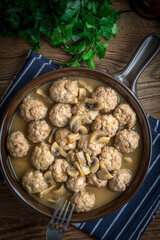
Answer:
[[46, 199, 75, 240]]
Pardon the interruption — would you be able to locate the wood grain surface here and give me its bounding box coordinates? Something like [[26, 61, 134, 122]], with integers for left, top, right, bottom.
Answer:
[[0, 0, 160, 239]]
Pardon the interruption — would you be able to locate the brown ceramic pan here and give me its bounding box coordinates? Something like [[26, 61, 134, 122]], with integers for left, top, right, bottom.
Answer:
[[0, 33, 160, 222]]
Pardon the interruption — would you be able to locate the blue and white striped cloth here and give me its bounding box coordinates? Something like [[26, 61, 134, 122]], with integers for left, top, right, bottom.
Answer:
[[0, 51, 159, 240]]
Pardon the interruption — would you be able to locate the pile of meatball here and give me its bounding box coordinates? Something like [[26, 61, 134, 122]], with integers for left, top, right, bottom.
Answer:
[[6, 78, 140, 213]]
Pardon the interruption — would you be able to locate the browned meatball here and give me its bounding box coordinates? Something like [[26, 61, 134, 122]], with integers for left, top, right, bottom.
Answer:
[[55, 128, 76, 151], [28, 120, 50, 143], [114, 129, 140, 153], [92, 115, 119, 137], [49, 158, 70, 182], [114, 103, 136, 128], [49, 103, 72, 127], [20, 97, 47, 121], [50, 79, 78, 103], [108, 169, 132, 192], [31, 142, 54, 171], [87, 173, 107, 188], [72, 102, 99, 124], [71, 191, 95, 212], [7, 131, 29, 157], [99, 146, 122, 172], [22, 170, 47, 193], [78, 135, 103, 156], [92, 86, 118, 112], [66, 176, 86, 192]]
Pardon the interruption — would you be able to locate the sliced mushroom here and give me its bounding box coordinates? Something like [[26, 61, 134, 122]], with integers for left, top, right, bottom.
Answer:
[[74, 124, 88, 135], [74, 161, 85, 176], [90, 130, 104, 144], [52, 184, 67, 195], [78, 79, 94, 93], [97, 136, 110, 144], [78, 88, 86, 101], [85, 153, 92, 167], [69, 115, 82, 131], [73, 98, 78, 104], [46, 197, 61, 204], [39, 185, 56, 198], [90, 157, 100, 174], [67, 166, 79, 178], [35, 89, 53, 104], [47, 127, 58, 144], [123, 157, 132, 163], [99, 161, 108, 170], [76, 151, 90, 175], [85, 98, 104, 111], [97, 169, 113, 180], [68, 133, 81, 142], [44, 171, 56, 186], [51, 142, 68, 158]]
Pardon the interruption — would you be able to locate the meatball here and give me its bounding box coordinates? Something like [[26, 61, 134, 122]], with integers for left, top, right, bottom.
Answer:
[[22, 170, 47, 193], [6, 131, 29, 157], [66, 176, 86, 192], [49, 103, 72, 127], [108, 169, 132, 192], [114, 103, 136, 128], [49, 158, 70, 182], [50, 79, 78, 103], [55, 128, 76, 151], [71, 191, 95, 213], [28, 120, 50, 143], [78, 135, 103, 156], [87, 173, 107, 188], [92, 86, 118, 112], [20, 97, 47, 122], [72, 102, 99, 124], [99, 146, 122, 172], [114, 129, 140, 153], [92, 115, 119, 137], [31, 142, 54, 171]]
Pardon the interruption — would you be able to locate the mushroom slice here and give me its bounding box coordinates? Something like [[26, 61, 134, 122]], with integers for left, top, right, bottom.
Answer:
[[74, 124, 88, 135], [44, 171, 56, 186], [99, 161, 108, 170], [85, 153, 92, 167], [35, 89, 53, 104], [67, 166, 79, 178], [51, 142, 68, 158], [68, 133, 81, 142], [69, 115, 82, 131], [47, 127, 58, 144], [123, 157, 132, 163], [85, 98, 104, 111], [90, 130, 104, 144], [90, 157, 100, 174], [97, 169, 113, 180], [97, 136, 110, 144], [74, 161, 85, 176], [78, 79, 94, 93], [73, 98, 78, 104], [78, 88, 86, 101], [39, 185, 55, 198], [47, 197, 61, 204], [76, 151, 90, 175], [52, 184, 67, 195]]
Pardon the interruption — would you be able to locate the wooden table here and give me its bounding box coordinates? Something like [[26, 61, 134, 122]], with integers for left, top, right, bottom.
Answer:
[[0, 1, 160, 239]]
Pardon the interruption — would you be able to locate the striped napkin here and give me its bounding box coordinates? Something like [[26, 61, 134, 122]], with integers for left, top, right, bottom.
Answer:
[[0, 51, 159, 240]]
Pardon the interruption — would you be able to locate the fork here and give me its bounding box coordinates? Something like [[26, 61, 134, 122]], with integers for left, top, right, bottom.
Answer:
[[46, 199, 75, 240]]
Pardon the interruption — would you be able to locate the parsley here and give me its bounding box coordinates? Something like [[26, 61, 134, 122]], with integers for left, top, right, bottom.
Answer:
[[0, 0, 120, 68]]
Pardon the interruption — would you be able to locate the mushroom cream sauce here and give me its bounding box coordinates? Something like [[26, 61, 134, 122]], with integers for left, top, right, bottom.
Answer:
[[8, 77, 142, 210]]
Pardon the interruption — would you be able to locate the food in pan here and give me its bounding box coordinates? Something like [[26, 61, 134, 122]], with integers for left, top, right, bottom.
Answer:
[[7, 77, 141, 213]]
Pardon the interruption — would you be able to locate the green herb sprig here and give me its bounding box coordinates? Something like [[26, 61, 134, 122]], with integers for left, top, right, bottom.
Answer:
[[0, 0, 120, 68]]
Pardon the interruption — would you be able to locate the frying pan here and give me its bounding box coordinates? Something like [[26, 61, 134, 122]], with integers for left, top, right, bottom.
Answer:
[[0, 33, 160, 222]]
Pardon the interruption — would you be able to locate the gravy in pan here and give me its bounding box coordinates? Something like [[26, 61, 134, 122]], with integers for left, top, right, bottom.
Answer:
[[9, 77, 142, 210]]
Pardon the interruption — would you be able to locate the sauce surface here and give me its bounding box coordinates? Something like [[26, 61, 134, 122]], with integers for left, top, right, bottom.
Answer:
[[9, 77, 142, 210]]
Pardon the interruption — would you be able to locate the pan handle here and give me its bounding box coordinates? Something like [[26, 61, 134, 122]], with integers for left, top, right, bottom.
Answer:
[[114, 33, 160, 96]]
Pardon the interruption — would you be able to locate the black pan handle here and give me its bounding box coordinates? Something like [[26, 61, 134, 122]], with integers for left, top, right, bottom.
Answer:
[[114, 33, 160, 96]]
